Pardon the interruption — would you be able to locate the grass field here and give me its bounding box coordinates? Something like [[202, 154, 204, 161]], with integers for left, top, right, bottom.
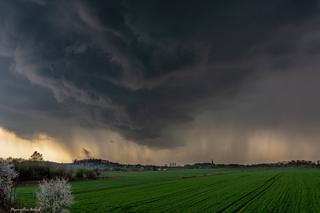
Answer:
[[15, 168, 320, 212]]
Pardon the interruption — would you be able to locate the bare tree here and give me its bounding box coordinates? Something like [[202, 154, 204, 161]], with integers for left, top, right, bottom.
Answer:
[[30, 151, 44, 161]]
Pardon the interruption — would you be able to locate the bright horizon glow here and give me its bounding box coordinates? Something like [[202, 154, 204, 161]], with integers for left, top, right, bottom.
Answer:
[[0, 127, 72, 162], [0, 126, 319, 165]]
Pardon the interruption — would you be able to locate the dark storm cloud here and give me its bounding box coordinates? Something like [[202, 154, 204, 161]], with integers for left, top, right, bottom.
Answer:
[[1, 0, 320, 151]]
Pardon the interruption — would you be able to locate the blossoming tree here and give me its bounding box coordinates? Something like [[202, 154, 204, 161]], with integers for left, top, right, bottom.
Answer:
[[37, 178, 74, 213], [0, 159, 18, 208]]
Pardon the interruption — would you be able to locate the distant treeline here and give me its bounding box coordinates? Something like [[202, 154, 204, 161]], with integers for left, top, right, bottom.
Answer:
[[74, 158, 166, 171], [4, 158, 320, 182], [185, 160, 320, 169], [12, 160, 101, 182]]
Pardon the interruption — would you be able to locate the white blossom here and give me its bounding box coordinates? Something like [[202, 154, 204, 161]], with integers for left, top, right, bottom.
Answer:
[[37, 178, 74, 213], [0, 159, 18, 207]]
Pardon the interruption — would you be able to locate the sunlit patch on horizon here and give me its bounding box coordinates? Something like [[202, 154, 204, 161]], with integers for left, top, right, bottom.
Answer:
[[0, 127, 72, 162]]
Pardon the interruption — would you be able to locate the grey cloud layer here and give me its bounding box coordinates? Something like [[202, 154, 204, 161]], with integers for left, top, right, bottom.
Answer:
[[1, 0, 320, 154]]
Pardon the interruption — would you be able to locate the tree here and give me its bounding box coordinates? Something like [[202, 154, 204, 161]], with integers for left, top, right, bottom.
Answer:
[[211, 160, 215, 168], [0, 159, 18, 208], [30, 151, 44, 161], [37, 178, 74, 213]]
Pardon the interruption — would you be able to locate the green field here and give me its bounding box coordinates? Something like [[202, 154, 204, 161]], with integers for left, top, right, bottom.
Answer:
[[15, 168, 320, 212]]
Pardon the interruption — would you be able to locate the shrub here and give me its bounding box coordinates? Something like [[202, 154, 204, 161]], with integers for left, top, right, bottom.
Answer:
[[75, 169, 85, 179], [84, 169, 100, 179], [37, 178, 74, 213], [74, 169, 100, 180]]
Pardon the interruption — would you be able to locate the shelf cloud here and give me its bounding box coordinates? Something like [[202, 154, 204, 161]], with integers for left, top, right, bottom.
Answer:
[[1, 0, 320, 163]]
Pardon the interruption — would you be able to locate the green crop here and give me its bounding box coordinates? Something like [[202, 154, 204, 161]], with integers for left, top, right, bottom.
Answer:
[[15, 168, 320, 212]]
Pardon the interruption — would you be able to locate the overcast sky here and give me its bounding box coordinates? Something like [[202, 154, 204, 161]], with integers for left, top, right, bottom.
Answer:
[[1, 0, 320, 164]]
